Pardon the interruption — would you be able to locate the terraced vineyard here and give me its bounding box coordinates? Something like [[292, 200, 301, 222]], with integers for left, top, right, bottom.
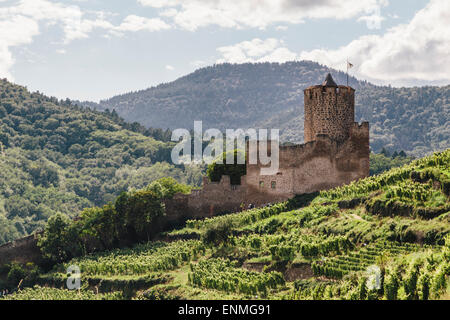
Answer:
[[189, 258, 285, 296], [61, 240, 206, 276], [1, 286, 124, 300], [311, 241, 436, 279], [1, 150, 449, 300]]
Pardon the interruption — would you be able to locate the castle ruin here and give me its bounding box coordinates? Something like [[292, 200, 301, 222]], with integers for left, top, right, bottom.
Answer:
[[168, 73, 370, 216]]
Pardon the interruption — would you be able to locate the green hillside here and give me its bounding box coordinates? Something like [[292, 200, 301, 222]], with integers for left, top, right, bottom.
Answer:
[[3, 149, 448, 300], [90, 62, 450, 157], [0, 79, 203, 244]]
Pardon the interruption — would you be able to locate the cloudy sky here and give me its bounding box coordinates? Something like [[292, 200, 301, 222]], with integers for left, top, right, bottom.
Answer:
[[0, 0, 448, 101]]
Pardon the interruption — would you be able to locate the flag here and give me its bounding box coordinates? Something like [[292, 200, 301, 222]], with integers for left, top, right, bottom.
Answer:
[[346, 60, 353, 87]]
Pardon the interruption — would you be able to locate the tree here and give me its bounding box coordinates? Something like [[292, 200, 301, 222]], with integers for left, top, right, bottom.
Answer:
[[6, 262, 26, 288], [146, 177, 191, 199], [78, 205, 118, 250], [37, 213, 82, 263], [114, 189, 164, 240], [207, 149, 246, 185]]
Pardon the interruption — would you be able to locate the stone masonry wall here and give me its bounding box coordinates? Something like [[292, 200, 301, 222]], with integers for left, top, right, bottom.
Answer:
[[165, 175, 245, 218], [244, 123, 369, 207], [0, 233, 42, 266], [304, 86, 355, 143]]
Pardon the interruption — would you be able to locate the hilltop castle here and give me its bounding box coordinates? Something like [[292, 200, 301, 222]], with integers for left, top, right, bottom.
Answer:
[[169, 73, 370, 217], [0, 74, 370, 266]]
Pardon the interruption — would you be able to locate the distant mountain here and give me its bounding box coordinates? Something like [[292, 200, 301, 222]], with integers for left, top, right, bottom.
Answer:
[[89, 61, 449, 157]]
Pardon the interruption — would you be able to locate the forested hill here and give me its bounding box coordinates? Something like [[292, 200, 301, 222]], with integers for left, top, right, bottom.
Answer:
[[91, 61, 450, 157], [0, 79, 203, 244]]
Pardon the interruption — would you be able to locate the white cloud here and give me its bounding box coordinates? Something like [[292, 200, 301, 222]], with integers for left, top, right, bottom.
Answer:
[[358, 7, 385, 30], [259, 47, 298, 63], [114, 15, 171, 33], [0, 14, 39, 79], [217, 38, 297, 64], [165, 64, 175, 70], [0, 0, 114, 43], [299, 0, 450, 85], [138, 0, 179, 8], [0, 0, 115, 79], [217, 0, 450, 85], [0, 0, 171, 79], [138, 0, 389, 31]]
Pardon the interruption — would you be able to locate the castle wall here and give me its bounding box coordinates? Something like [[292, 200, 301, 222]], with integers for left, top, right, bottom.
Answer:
[[164, 176, 245, 218], [0, 233, 42, 266], [244, 122, 369, 205]]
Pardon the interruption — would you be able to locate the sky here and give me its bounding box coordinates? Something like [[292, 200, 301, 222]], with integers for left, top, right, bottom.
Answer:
[[0, 0, 449, 102]]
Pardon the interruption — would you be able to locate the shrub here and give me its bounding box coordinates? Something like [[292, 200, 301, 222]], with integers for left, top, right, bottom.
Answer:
[[417, 272, 431, 300], [4, 262, 41, 290], [270, 244, 295, 262], [6, 262, 26, 288], [38, 178, 192, 263], [431, 265, 447, 297], [403, 261, 421, 300]]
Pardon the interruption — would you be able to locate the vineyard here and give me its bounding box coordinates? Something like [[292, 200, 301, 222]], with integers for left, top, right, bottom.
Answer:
[[293, 243, 449, 300], [0, 286, 124, 300], [311, 241, 436, 279], [60, 240, 206, 276], [189, 258, 285, 296], [1, 149, 449, 300], [185, 202, 291, 230]]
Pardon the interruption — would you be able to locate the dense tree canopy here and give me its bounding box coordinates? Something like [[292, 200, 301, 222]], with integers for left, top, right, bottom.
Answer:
[[0, 79, 204, 244]]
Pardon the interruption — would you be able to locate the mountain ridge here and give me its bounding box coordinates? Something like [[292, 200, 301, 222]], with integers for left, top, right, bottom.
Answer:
[[86, 61, 449, 157]]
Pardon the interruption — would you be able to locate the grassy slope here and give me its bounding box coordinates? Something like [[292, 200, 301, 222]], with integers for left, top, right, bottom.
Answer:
[[4, 150, 449, 300]]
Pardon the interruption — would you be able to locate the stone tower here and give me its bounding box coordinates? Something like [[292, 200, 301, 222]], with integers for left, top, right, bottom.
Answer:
[[303, 73, 355, 143]]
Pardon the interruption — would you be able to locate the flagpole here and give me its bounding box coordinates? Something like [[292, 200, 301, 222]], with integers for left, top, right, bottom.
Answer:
[[346, 58, 349, 87]]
